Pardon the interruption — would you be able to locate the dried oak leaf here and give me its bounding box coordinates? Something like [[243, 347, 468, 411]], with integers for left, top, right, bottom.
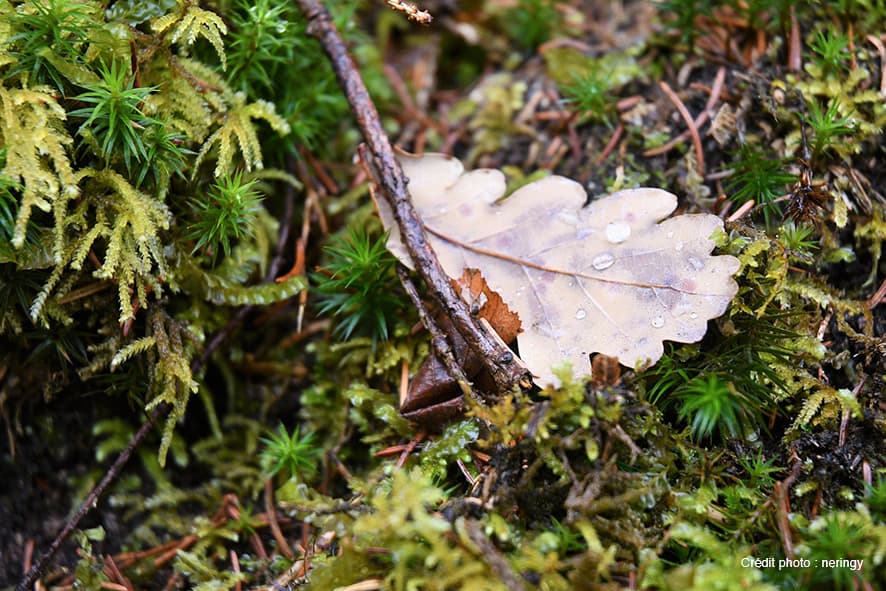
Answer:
[[452, 268, 522, 344], [380, 153, 740, 386]]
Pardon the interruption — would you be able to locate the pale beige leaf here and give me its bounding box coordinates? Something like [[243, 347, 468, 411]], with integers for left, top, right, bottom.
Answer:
[[382, 153, 740, 386]]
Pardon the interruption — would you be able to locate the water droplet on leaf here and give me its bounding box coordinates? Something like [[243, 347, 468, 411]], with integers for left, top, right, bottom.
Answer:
[[575, 308, 587, 320], [592, 252, 615, 270], [651, 316, 665, 328], [605, 221, 631, 244]]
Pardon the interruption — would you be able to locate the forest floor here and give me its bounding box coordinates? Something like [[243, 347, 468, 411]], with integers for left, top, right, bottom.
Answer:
[[2, 1, 886, 590]]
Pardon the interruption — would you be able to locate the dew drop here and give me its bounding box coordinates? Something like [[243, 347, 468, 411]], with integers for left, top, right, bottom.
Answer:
[[592, 252, 615, 270], [651, 315, 665, 328], [575, 308, 587, 320], [674, 241, 684, 251], [640, 491, 657, 509], [689, 312, 699, 319], [605, 221, 631, 244], [666, 231, 674, 239], [687, 255, 704, 271]]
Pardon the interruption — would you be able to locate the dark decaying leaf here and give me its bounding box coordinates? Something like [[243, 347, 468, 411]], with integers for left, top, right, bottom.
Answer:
[[401, 269, 519, 425]]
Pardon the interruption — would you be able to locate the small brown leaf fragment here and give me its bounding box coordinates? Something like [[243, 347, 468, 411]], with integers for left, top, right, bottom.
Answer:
[[453, 268, 522, 344], [590, 354, 622, 388]]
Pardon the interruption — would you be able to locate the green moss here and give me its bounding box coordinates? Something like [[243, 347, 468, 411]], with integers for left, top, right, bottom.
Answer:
[[3, 2, 886, 590]]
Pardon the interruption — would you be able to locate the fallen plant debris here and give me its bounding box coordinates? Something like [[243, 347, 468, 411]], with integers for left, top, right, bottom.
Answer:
[[2, 0, 886, 590], [381, 152, 740, 383], [400, 268, 523, 425]]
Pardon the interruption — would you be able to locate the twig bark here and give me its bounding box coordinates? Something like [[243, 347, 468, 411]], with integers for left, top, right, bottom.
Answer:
[[396, 265, 472, 398], [462, 519, 527, 591], [294, 0, 527, 394]]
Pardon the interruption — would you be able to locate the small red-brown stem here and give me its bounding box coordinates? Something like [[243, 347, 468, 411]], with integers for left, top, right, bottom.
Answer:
[[301, 147, 340, 196], [867, 35, 886, 96], [22, 539, 34, 574], [265, 479, 295, 559], [383, 63, 445, 135], [275, 237, 305, 283], [726, 199, 755, 222], [161, 571, 182, 591], [231, 551, 242, 591], [374, 444, 412, 457], [154, 534, 198, 567], [646, 81, 707, 177], [596, 124, 624, 165], [839, 409, 851, 447], [533, 110, 569, 121], [787, 5, 802, 72], [567, 117, 582, 168], [847, 22, 858, 71], [103, 556, 133, 591], [774, 451, 802, 559], [399, 359, 410, 405], [616, 96, 643, 111], [868, 277, 886, 308], [456, 459, 476, 485], [471, 450, 491, 463], [396, 431, 427, 468], [113, 537, 181, 569], [294, 0, 526, 395]]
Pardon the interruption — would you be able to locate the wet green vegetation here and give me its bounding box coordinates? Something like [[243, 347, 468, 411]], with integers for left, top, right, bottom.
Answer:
[[1, 0, 885, 589]]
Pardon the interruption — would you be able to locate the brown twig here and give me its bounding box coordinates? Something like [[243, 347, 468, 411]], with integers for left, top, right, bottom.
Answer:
[[396, 266, 472, 398], [17, 404, 165, 591], [462, 519, 527, 591], [383, 64, 445, 135], [294, 0, 526, 394], [726, 198, 755, 222], [102, 556, 133, 591], [300, 146, 339, 197], [385, 0, 432, 24]]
